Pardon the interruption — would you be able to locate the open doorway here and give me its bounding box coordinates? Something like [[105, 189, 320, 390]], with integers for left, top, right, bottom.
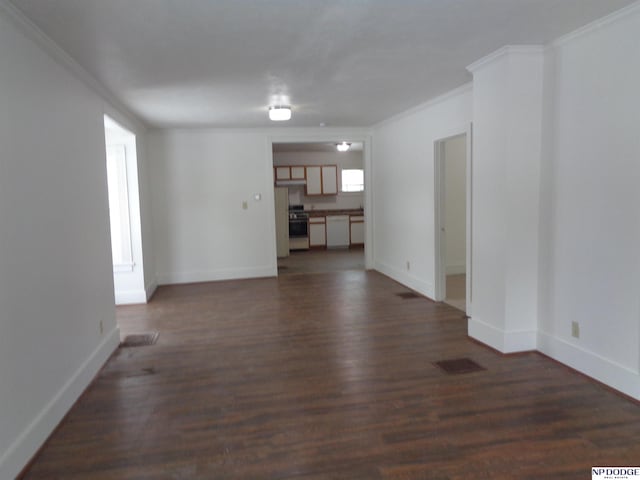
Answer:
[[435, 129, 471, 313], [271, 141, 366, 275], [104, 116, 145, 304]]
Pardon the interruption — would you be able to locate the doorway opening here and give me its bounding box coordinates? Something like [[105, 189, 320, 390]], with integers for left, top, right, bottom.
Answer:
[[271, 141, 367, 275], [104, 115, 145, 305], [434, 128, 472, 313]]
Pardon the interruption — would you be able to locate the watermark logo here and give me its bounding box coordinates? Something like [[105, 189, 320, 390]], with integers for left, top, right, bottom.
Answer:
[[593, 467, 640, 479]]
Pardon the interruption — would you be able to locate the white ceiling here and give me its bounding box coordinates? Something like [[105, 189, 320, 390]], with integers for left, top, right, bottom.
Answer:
[[9, 0, 636, 128]]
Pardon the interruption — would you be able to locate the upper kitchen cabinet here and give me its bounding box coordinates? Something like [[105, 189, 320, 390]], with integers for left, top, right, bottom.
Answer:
[[306, 165, 337, 196], [321, 166, 338, 194], [291, 167, 305, 180], [275, 166, 291, 181], [306, 167, 322, 195], [275, 166, 306, 181]]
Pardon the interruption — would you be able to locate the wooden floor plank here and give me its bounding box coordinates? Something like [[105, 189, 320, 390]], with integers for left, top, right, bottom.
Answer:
[[21, 270, 640, 479]]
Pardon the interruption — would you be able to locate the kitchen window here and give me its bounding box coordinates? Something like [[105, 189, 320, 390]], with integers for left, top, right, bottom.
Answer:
[[341, 168, 364, 192]]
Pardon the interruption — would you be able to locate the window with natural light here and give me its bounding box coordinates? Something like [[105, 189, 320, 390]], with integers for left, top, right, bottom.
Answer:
[[341, 168, 364, 192], [105, 143, 133, 268]]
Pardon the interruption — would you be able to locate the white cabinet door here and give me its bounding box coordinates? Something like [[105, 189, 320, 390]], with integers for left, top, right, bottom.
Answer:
[[291, 166, 305, 180], [309, 222, 326, 246], [306, 166, 322, 195], [321, 165, 338, 194], [275, 167, 290, 180], [350, 221, 365, 245]]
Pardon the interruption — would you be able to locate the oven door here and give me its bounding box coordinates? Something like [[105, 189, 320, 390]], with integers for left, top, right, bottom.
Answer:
[[289, 218, 308, 238]]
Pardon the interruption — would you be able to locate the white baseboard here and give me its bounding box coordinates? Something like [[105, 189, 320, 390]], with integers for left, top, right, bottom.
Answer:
[[0, 327, 120, 480], [374, 261, 434, 299], [157, 265, 277, 285], [468, 317, 537, 353], [145, 280, 158, 301], [504, 329, 537, 353], [446, 264, 466, 275], [114, 289, 147, 305], [468, 316, 505, 351], [537, 331, 640, 401]]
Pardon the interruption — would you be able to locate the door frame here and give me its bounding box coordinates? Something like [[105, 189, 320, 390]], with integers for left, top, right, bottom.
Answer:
[[266, 133, 373, 274], [434, 123, 473, 314]]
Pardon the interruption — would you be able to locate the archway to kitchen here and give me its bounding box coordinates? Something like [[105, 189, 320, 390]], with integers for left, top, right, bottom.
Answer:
[[269, 137, 372, 276]]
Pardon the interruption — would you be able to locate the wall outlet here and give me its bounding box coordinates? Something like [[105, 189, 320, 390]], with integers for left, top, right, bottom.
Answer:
[[242, 201, 248, 210], [99, 320, 104, 335], [406, 261, 410, 271], [571, 321, 580, 339]]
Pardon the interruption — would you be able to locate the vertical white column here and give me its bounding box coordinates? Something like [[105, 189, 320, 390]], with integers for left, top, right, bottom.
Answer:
[[467, 46, 544, 352]]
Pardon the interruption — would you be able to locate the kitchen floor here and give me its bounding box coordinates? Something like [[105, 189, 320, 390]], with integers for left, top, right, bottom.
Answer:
[[278, 247, 364, 275]]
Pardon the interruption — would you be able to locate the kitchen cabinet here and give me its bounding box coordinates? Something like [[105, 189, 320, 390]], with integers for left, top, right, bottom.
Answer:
[[275, 166, 305, 182], [309, 217, 326, 247], [275, 164, 337, 195], [275, 166, 291, 181], [291, 166, 305, 180], [321, 166, 338, 194], [350, 216, 365, 245], [305, 165, 337, 196], [305, 166, 322, 195]]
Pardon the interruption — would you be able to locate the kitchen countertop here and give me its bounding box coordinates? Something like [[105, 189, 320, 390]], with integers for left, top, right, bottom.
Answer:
[[305, 209, 364, 218]]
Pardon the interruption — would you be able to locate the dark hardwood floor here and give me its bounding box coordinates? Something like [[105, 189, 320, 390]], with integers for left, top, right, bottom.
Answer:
[[22, 270, 640, 479]]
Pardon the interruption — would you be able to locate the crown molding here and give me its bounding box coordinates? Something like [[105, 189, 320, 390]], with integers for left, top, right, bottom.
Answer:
[[372, 82, 472, 130], [466, 45, 544, 73], [551, 0, 640, 48], [0, 0, 147, 132]]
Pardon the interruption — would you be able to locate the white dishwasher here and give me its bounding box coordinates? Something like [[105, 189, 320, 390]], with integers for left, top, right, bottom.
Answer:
[[326, 215, 350, 248]]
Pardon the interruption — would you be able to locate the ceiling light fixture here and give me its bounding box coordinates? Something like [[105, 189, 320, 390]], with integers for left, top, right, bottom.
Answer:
[[268, 105, 292, 121], [336, 142, 351, 152]]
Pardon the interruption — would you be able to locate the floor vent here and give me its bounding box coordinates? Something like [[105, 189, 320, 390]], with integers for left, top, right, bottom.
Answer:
[[396, 292, 421, 299], [434, 358, 485, 375], [121, 332, 159, 348]]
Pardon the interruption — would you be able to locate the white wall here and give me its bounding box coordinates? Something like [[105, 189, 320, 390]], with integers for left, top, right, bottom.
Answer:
[[467, 46, 544, 353], [372, 85, 472, 297], [0, 6, 123, 478], [273, 150, 364, 210], [537, 4, 640, 398], [147, 128, 370, 285], [148, 129, 276, 284], [443, 135, 467, 275]]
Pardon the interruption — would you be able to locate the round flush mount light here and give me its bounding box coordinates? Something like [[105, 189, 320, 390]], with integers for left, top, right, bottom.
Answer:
[[268, 105, 292, 121], [336, 141, 351, 152]]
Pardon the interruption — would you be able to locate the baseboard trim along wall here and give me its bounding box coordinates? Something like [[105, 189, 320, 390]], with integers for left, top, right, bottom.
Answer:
[[537, 331, 640, 401], [0, 327, 120, 480], [374, 262, 434, 299], [468, 322, 640, 400], [468, 317, 537, 353], [114, 289, 148, 305], [468, 317, 507, 352], [156, 265, 277, 286]]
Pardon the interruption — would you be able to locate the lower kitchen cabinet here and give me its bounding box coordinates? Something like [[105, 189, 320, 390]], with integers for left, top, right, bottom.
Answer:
[[350, 216, 365, 245], [309, 217, 326, 247]]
